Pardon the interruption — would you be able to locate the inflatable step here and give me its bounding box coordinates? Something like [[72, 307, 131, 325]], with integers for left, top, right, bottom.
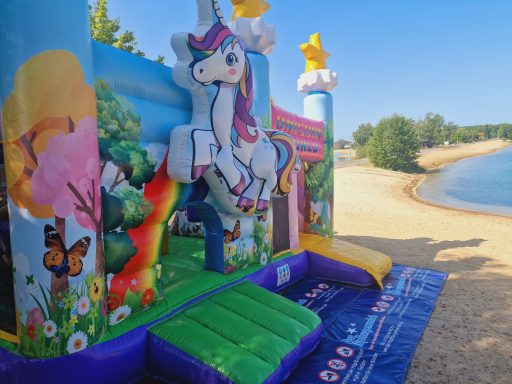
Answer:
[[300, 233, 392, 288], [147, 281, 322, 384]]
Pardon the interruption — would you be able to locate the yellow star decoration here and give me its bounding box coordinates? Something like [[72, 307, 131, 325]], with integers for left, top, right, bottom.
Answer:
[[300, 32, 330, 73], [230, 0, 270, 20]]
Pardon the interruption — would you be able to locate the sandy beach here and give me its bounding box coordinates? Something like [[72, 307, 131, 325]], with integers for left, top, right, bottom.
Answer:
[[334, 140, 512, 384]]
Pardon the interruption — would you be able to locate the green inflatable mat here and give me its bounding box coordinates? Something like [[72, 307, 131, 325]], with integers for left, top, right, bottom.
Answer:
[[148, 281, 322, 384]]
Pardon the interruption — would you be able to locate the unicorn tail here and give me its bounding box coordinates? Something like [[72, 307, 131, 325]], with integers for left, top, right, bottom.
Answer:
[[269, 131, 300, 196]]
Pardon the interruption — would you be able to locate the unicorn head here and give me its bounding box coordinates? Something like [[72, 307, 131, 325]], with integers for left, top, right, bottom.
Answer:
[[187, 23, 246, 86], [185, 5, 258, 145]]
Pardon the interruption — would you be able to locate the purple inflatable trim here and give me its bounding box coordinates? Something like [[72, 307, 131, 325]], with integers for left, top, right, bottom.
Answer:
[[0, 249, 376, 383], [307, 250, 376, 287]]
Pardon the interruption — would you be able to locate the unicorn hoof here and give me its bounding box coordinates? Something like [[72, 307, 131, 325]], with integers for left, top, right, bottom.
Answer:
[[236, 196, 255, 212], [230, 174, 246, 196], [255, 199, 269, 213], [191, 165, 209, 180]]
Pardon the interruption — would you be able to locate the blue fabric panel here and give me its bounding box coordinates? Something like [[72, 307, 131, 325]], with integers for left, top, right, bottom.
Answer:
[[282, 264, 448, 384]]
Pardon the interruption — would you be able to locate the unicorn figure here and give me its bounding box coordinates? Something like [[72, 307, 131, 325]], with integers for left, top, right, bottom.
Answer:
[[169, 0, 298, 215]]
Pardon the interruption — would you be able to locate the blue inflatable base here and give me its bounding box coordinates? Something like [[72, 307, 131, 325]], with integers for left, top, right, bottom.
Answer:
[[281, 263, 448, 384]]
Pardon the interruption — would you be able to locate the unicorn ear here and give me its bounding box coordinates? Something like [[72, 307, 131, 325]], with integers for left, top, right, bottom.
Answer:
[[196, 0, 227, 35]]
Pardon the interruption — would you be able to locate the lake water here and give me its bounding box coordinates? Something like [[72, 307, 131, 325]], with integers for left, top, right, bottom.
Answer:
[[417, 145, 512, 216]]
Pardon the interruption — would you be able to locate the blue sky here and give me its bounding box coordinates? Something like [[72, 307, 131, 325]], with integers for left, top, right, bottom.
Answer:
[[96, 0, 512, 140]]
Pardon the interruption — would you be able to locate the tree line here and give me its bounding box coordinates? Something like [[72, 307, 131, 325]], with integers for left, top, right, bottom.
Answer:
[[89, 0, 165, 64], [350, 113, 512, 173]]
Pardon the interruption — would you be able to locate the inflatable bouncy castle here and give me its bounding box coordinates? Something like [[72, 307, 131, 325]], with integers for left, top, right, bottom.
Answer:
[[0, 1, 447, 383]]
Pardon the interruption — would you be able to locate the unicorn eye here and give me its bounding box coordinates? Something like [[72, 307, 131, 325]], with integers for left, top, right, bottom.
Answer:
[[226, 53, 237, 66]]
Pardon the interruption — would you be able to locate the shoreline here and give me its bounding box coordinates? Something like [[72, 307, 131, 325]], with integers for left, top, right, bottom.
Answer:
[[333, 146, 512, 383], [411, 140, 512, 219]]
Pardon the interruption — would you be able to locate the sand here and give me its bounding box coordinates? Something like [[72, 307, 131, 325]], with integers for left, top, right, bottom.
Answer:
[[333, 140, 512, 384]]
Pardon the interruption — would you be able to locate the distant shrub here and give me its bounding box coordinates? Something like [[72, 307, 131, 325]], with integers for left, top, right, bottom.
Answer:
[[354, 144, 368, 159], [367, 114, 421, 173]]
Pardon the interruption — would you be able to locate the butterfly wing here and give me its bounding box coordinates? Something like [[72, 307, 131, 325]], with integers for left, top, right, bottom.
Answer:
[[67, 237, 90, 277], [224, 229, 233, 244], [43, 225, 67, 274]]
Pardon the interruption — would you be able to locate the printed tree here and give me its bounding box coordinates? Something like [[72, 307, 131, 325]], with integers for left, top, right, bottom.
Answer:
[[95, 79, 156, 275], [31, 117, 104, 292], [304, 121, 334, 236]]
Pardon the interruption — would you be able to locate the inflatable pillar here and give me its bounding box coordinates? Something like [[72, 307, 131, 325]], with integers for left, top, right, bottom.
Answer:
[[298, 32, 338, 236], [0, 0, 107, 357]]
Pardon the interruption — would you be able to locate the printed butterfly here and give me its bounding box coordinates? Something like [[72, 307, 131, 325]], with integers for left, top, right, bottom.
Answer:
[[224, 220, 241, 244], [43, 225, 90, 278]]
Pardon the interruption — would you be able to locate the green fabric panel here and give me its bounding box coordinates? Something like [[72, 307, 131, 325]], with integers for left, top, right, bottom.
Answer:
[[232, 283, 321, 330], [0, 338, 18, 353], [168, 235, 205, 261], [151, 316, 276, 384], [95, 238, 298, 347], [160, 255, 262, 310], [209, 288, 310, 345], [183, 300, 294, 367], [149, 281, 321, 384]]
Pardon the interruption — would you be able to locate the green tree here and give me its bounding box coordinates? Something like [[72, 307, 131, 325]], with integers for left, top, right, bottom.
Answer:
[[96, 79, 142, 148], [415, 112, 444, 148], [498, 125, 512, 139], [450, 128, 471, 143], [89, 0, 164, 62], [442, 121, 458, 143], [367, 114, 420, 172], [95, 80, 158, 275], [155, 55, 166, 64], [114, 187, 154, 230], [352, 123, 373, 158], [104, 232, 137, 274], [108, 141, 157, 191], [305, 121, 334, 203]]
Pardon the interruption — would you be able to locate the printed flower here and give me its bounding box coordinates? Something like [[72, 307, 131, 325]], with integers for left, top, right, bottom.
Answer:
[[130, 278, 138, 286], [43, 320, 57, 338], [264, 233, 270, 244], [66, 331, 88, 354], [69, 316, 78, 326], [27, 308, 44, 327], [60, 321, 74, 337], [225, 265, 236, 273], [101, 297, 108, 316], [108, 294, 122, 312], [63, 295, 76, 310], [260, 252, 268, 265], [88, 324, 95, 337], [77, 296, 91, 315], [89, 277, 103, 302], [141, 288, 155, 306], [88, 303, 98, 319], [58, 301, 64, 309], [71, 308, 78, 317], [109, 305, 131, 325], [26, 325, 37, 341]]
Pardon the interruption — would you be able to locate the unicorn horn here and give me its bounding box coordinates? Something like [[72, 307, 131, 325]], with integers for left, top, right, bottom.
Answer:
[[212, 0, 227, 26], [195, 0, 227, 35]]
